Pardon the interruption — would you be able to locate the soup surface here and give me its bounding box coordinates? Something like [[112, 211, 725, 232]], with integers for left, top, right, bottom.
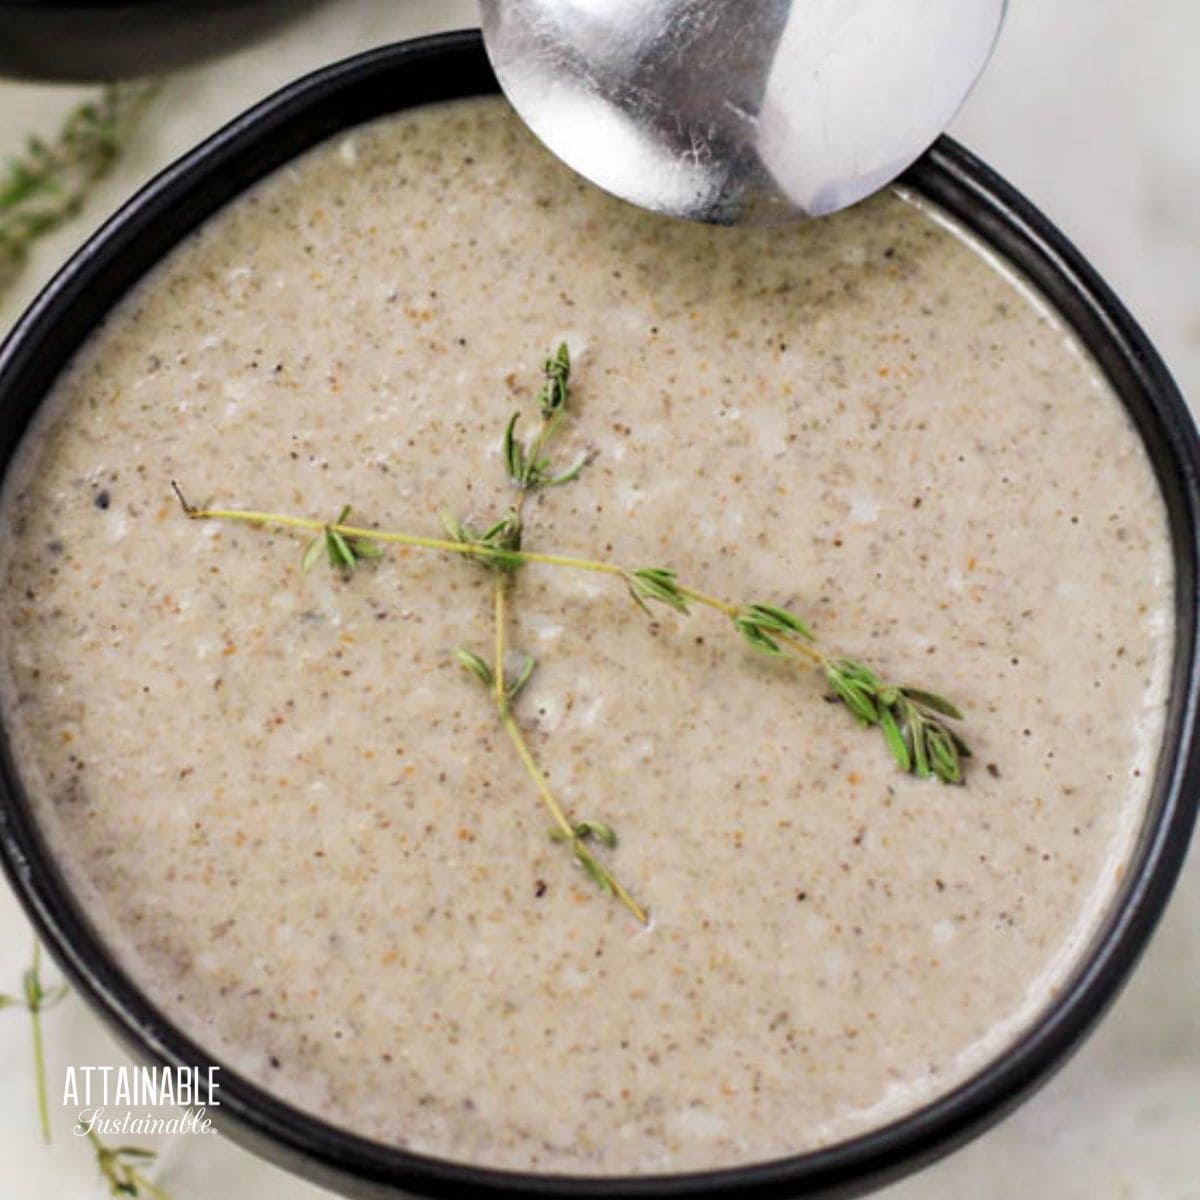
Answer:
[[0, 99, 1173, 1173]]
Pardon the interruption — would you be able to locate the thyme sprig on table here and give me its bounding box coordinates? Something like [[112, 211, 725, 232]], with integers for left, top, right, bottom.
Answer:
[[174, 342, 970, 920], [87, 1129, 169, 1200], [0, 81, 159, 299], [2, 943, 169, 1197], [0, 940, 67, 1142]]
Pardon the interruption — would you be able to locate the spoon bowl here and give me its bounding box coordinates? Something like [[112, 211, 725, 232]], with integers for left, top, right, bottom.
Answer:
[[480, 0, 1007, 223]]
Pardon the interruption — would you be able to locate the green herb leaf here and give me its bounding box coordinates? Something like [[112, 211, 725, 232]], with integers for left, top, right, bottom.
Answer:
[[910, 713, 931, 778], [88, 1128, 168, 1199], [740, 603, 814, 641], [440, 509, 523, 572], [327, 528, 356, 569], [735, 618, 783, 656], [502, 412, 525, 483], [41, 982, 68, 1010], [825, 669, 878, 724], [627, 567, 690, 614], [836, 658, 882, 689], [901, 687, 964, 721], [573, 818, 618, 848], [539, 451, 589, 487], [455, 647, 493, 688], [573, 843, 615, 895], [301, 536, 325, 574], [22, 966, 44, 1009], [538, 342, 571, 415], [948, 728, 973, 759], [926, 725, 962, 783], [879, 705, 911, 772], [440, 510, 470, 543], [506, 653, 536, 699]]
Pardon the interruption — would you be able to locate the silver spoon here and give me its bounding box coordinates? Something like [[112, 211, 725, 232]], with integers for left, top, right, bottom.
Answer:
[[479, 0, 1006, 224]]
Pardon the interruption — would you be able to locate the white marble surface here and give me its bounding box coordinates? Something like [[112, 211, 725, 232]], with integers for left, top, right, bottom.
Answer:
[[0, 1, 1196, 1196]]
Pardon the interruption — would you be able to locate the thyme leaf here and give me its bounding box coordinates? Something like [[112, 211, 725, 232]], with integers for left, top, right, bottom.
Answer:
[[302, 505, 382, 573], [506, 652, 537, 699], [625, 567, 690, 615], [455, 646, 494, 688]]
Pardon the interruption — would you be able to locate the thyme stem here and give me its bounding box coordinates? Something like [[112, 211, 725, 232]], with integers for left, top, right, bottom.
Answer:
[[493, 574, 509, 716], [498, 693, 647, 924], [3, 940, 68, 1142], [30, 941, 51, 1144], [177, 499, 821, 663], [774, 628, 827, 669], [497, 352, 646, 920], [491, 575, 647, 923], [675, 583, 740, 619], [176, 498, 619, 576]]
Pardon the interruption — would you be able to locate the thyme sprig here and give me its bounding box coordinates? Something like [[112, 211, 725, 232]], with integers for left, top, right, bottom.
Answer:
[[87, 1129, 169, 1200], [176, 340, 972, 919], [503, 343, 588, 489], [0, 81, 159, 299], [0, 940, 67, 1142], [3, 944, 169, 1196], [616, 573, 970, 783]]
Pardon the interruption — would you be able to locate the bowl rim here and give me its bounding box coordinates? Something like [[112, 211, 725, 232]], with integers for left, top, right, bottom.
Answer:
[[1, 28, 1197, 1200]]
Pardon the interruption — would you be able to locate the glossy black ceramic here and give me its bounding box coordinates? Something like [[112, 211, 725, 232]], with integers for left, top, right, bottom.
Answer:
[[0, 30, 1196, 1200], [0, 0, 321, 80]]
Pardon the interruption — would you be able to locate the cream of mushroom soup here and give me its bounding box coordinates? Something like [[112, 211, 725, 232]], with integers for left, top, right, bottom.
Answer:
[[0, 99, 1173, 1173]]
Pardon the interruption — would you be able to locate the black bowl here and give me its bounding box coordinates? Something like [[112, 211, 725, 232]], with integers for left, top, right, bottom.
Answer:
[[0, 0, 321, 81], [0, 30, 1197, 1200]]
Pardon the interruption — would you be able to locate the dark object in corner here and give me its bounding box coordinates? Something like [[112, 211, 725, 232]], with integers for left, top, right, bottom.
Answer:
[[0, 0, 323, 81]]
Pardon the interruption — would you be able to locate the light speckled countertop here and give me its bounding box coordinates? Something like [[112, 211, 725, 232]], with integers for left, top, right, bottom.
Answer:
[[0, 1, 1196, 1197]]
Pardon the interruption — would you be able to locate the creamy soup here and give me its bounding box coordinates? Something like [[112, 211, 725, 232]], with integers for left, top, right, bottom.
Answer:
[[0, 99, 1173, 1174]]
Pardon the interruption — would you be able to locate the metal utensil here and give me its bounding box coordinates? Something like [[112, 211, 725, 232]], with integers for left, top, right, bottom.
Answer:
[[479, 0, 1006, 223]]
